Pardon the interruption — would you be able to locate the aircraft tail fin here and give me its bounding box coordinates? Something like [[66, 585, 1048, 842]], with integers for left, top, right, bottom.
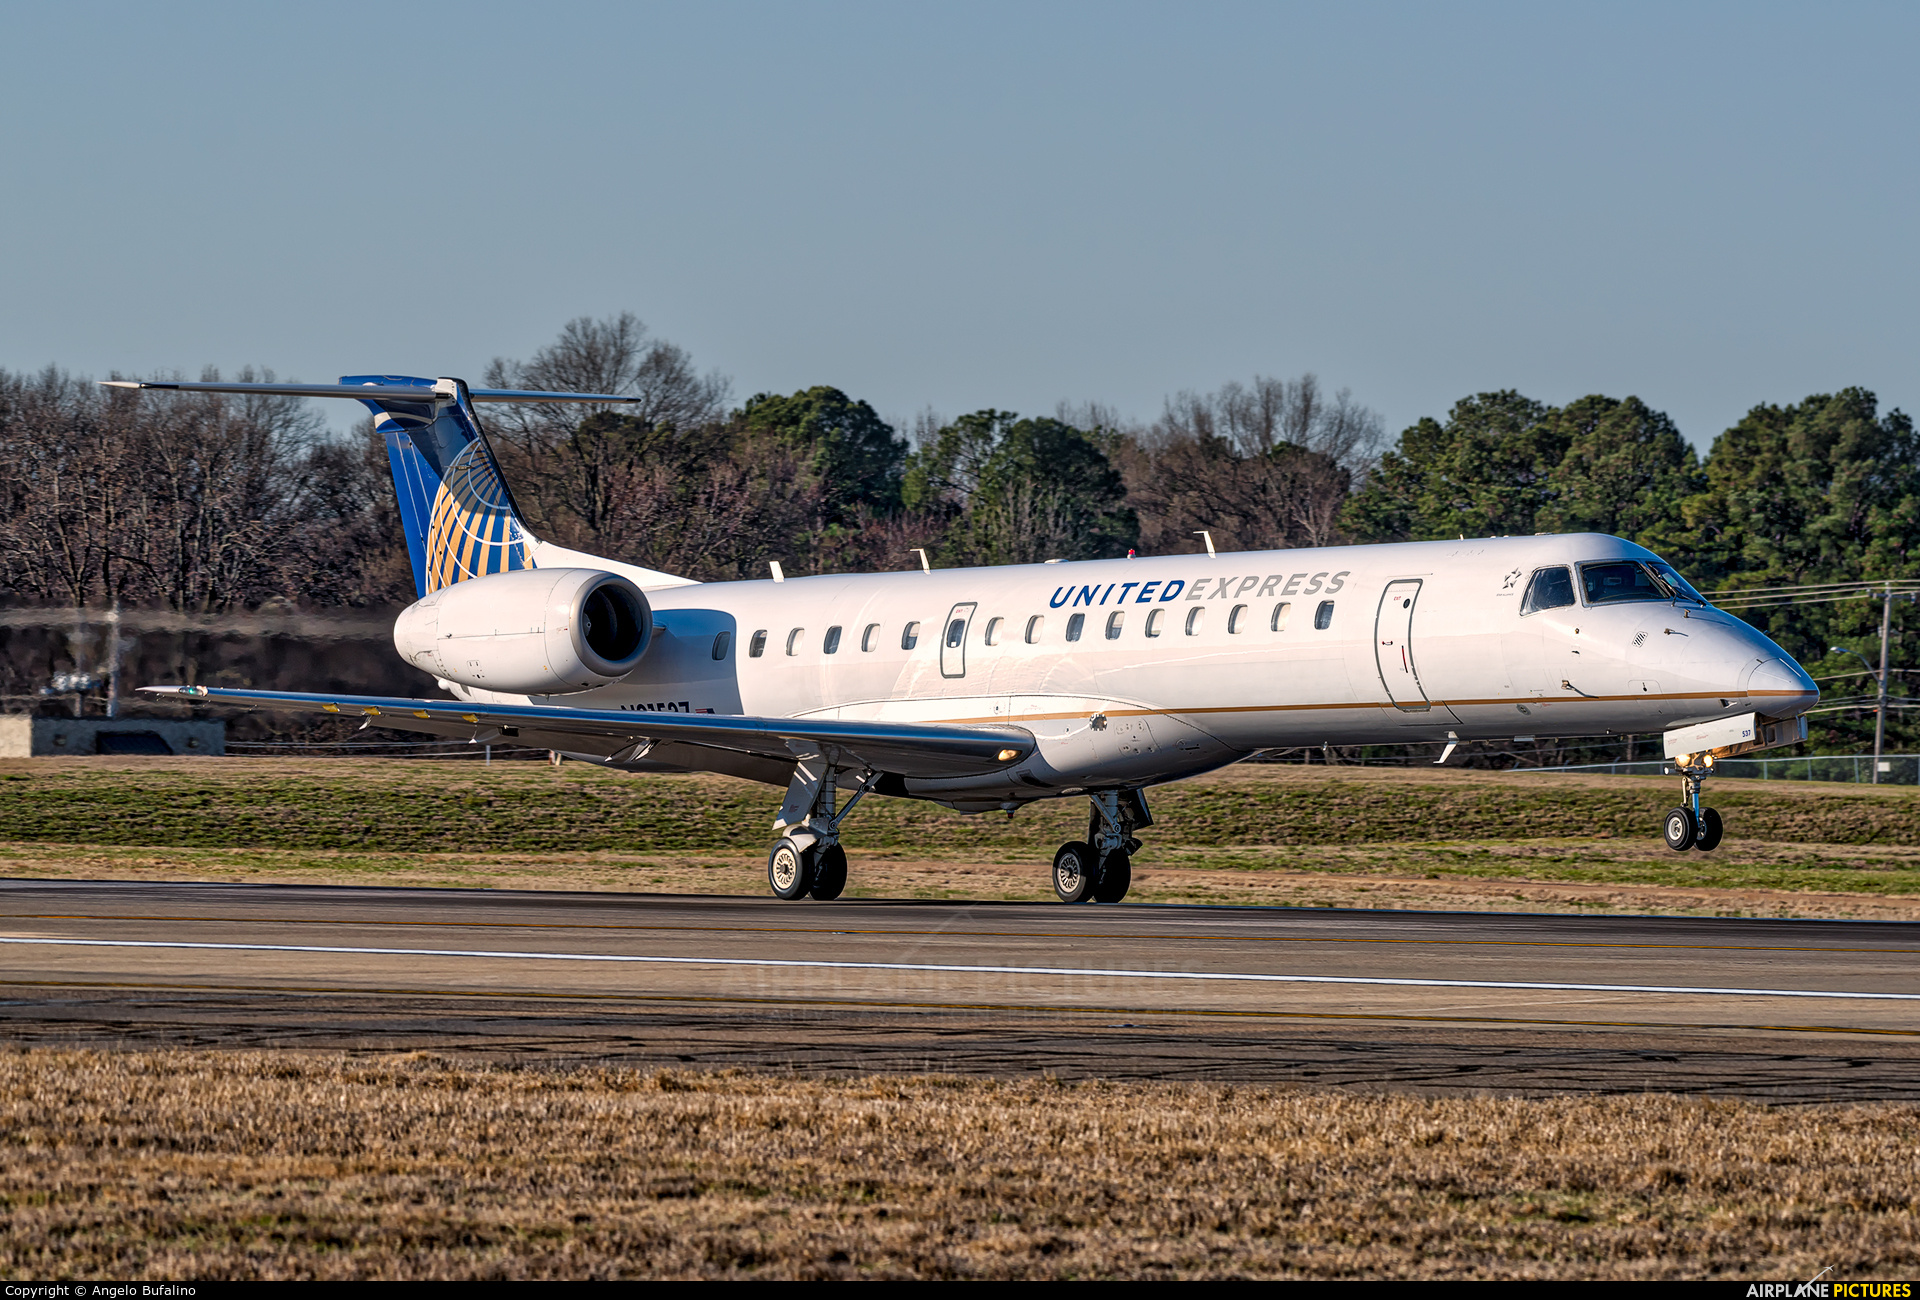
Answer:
[[344, 375, 532, 598]]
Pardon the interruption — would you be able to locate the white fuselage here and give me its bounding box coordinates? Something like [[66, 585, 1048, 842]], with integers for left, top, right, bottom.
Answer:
[[445, 532, 1818, 808]]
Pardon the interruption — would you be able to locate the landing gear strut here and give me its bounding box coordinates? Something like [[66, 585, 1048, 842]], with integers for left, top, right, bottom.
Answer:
[[765, 750, 876, 900], [1663, 754, 1724, 852], [1052, 789, 1149, 903]]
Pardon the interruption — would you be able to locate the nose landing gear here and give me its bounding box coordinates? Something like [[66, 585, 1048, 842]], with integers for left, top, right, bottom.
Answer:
[[1662, 755, 1724, 852]]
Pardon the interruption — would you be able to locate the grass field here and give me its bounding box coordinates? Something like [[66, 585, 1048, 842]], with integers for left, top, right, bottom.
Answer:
[[3, 756, 1920, 916], [2, 1049, 1914, 1280]]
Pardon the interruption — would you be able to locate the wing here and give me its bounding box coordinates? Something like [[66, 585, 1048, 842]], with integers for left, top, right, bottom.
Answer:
[[139, 686, 1033, 781]]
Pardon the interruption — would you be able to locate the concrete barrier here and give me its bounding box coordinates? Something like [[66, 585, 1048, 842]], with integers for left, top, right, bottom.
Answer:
[[0, 717, 225, 757]]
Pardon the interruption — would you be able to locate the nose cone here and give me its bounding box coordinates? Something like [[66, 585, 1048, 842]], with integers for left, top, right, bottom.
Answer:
[[1743, 657, 1819, 717]]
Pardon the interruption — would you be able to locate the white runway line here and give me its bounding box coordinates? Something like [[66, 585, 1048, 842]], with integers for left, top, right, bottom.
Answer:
[[1, 935, 1914, 1002]]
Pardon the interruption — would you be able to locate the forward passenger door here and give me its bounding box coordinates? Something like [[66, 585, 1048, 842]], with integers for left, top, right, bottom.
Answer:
[[1374, 579, 1432, 711]]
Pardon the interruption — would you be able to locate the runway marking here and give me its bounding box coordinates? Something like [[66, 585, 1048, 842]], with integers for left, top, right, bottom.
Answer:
[[5, 976, 1920, 1038], [5, 913, 1916, 956], [3, 935, 1914, 1002]]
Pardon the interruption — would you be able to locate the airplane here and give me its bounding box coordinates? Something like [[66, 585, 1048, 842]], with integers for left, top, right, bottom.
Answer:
[[106, 374, 1822, 904]]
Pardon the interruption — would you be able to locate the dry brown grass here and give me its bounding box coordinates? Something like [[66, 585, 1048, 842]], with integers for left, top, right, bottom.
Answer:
[[2, 1049, 1915, 1279]]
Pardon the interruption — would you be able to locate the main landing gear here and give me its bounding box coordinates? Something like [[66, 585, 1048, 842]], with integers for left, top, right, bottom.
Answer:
[[1662, 753, 1725, 853], [766, 752, 877, 901], [1052, 789, 1149, 904]]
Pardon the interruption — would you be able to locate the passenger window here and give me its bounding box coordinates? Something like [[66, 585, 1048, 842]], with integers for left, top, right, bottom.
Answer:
[[945, 618, 966, 648], [1145, 608, 1165, 638], [1066, 613, 1085, 641], [1313, 601, 1334, 630], [901, 621, 920, 650], [1185, 607, 1204, 635], [1522, 566, 1577, 615], [861, 623, 879, 652], [786, 628, 805, 655], [1270, 601, 1291, 632], [748, 629, 767, 658], [823, 625, 842, 654], [1025, 615, 1044, 644], [1105, 610, 1125, 639], [711, 631, 731, 661], [984, 616, 1003, 645], [1228, 603, 1248, 634]]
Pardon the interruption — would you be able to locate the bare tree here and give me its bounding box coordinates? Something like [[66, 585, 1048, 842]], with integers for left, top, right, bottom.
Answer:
[[0, 366, 364, 613], [480, 314, 733, 546], [1155, 373, 1382, 469], [118, 369, 323, 612], [0, 367, 134, 605], [483, 312, 730, 445], [1123, 373, 1383, 554]]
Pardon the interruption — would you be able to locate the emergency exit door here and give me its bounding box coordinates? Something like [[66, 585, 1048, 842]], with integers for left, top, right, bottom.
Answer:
[[1374, 579, 1431, 711], [940, 602, 976, 678]]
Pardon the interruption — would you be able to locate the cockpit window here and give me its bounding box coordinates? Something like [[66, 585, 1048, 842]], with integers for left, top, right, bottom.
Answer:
[[1580, 560, 1694, 606], [1642, 559, 1707, 604], [1521, 566, 1576, 615]]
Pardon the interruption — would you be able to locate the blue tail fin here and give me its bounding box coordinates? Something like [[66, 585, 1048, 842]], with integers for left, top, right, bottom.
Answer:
[[350, 375, 535, 599]]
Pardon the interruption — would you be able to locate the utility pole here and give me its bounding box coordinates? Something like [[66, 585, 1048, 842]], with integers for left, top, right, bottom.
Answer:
[[1876, 585, 1892, 784], [104, 602, 121, 719]]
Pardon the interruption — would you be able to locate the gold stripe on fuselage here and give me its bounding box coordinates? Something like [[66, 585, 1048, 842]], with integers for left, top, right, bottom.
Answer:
[[926, 689, 1809, 727]]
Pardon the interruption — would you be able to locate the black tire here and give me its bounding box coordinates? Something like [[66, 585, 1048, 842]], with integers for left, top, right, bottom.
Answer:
[[1694, 807, 1724, 853], [767, 837, 815, 899], [1052, 841, 1097, 903], [809, 844, 848, 900], [1092, 849, 1132, 904], [1662, 806, 1697, 852]]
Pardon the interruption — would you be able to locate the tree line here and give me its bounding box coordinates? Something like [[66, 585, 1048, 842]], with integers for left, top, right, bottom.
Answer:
[[2, 312, 1913, 754]]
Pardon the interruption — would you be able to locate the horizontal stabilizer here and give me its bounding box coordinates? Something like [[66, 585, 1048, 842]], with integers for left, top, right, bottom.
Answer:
[[100, 380, 639, 404], [139, 686, 1034, 780]]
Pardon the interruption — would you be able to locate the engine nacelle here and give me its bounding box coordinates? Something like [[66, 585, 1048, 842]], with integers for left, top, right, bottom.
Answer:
[[393, 568, 652, 695]]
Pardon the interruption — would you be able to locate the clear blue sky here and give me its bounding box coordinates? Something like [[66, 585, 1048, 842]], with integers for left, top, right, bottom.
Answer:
[[3, 1, 1914, 449]]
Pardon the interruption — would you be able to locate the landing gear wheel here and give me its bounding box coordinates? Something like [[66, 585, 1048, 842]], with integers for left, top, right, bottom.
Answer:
[[1052, 841, 1098, 903], [1662, 806, 1698, 852], [809, 844, 848, 900], [767, 837, 816, 899], [1092, 849, 1132, 903], [1694, 807, 1724, 853]]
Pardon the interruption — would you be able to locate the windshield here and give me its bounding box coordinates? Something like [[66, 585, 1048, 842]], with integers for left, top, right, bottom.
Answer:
[[1579, 560, 1704, 606], [1642, 559, 1707, 604]]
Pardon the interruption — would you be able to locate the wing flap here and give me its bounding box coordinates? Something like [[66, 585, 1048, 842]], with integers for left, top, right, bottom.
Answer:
[[139, 686, 1034, 779]]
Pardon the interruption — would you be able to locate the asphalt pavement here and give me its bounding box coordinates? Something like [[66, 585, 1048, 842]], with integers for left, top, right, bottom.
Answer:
[[2, 878, 1915, 1100]]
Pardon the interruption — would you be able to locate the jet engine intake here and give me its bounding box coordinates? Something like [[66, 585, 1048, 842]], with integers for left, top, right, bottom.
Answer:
[[393, 568, 652, 695]]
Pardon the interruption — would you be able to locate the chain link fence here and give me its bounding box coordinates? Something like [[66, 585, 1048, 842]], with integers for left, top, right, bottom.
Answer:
[[1544, 753, 1920, 784]]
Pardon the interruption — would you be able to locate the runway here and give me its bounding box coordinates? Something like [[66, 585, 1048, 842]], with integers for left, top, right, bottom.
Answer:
[[2, 878, 1917, 1101]]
